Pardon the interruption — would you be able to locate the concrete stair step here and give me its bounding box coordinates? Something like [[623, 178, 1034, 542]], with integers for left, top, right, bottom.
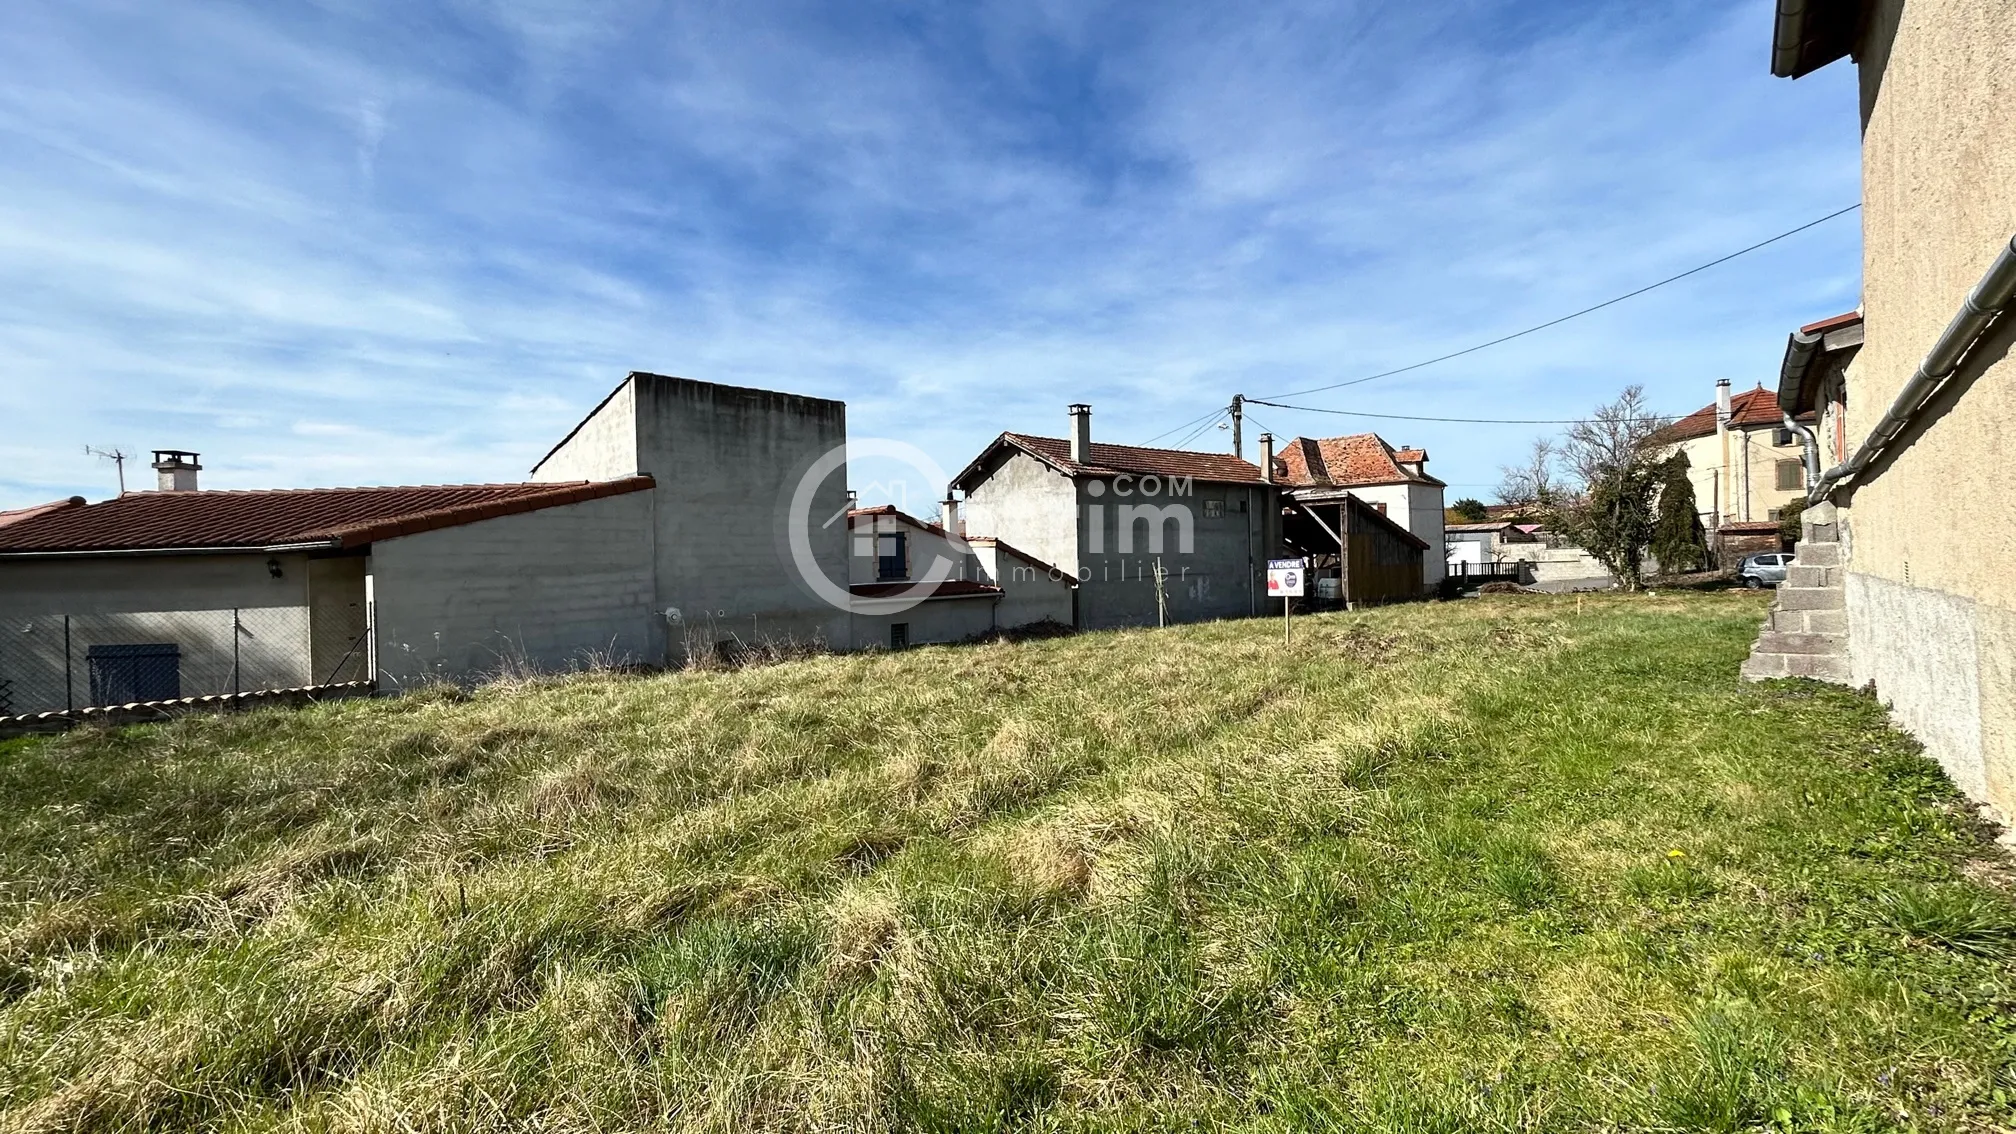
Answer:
[[1776, 585, 1844, 611], [1754, 630, 1847, 656], [1772, 607, 1847, 634], [1791, 541, 1840, 567], [1742, 651, 1852, 682], [1786, 564, 1839, 588]]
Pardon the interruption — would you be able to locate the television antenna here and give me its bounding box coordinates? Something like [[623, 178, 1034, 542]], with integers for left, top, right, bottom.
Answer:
[[84, 446, 128, 494]]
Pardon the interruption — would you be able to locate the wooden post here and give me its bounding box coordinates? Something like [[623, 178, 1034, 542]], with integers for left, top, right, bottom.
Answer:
[[1339, 500, 1353, 609], [1284, 594, 1291, 644]]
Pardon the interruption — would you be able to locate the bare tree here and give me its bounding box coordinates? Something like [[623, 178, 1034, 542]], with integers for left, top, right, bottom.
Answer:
[[1559, 385, 1669, 488], [1495, 437, 1560, 511]]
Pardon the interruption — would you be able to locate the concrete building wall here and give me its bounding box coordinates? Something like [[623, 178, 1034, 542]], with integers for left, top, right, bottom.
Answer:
[[0, 553, 320, 715], [530, 380, 642, 483], [1675, 427, 1810, 527], [308, 557, 369, 685], [853, 597, 1001, 650], [960, 451, 1080, 578], [847, 514, 965, 586], [972, 544, 1074, 629], [1837, 0, 2016, 819], [369, 490, 657, 689], [627, 375, 852, 653], [1075, 479, 1271, 630]]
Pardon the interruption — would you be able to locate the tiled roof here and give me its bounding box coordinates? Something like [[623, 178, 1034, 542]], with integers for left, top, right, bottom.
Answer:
[[1799, 311, 1862, 336], [977, 434, 1268, 486], [1445, 521, 1517, 533], [848, 505, 953, 539], [1717, 520, 1784, 534], [1661, 384, 1814, 443], [850, 579, 1002, 600], [0, 497, 87, 531], [966, 536, 1070, 583], [1273, 433, 1441, 488], [0, 478, 655, 554]]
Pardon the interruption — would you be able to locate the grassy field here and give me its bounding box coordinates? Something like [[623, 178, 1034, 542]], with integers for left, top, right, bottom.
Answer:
[[2, 592, 2014, 1132]]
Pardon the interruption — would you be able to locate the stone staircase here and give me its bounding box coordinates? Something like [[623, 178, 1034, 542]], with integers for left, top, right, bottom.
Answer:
[[1741, 503, 1851, 684]]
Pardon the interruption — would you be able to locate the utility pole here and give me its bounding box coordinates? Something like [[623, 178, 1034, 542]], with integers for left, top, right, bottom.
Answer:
[[84, 446, 127, 494], [1230, 394, 1243, 460]]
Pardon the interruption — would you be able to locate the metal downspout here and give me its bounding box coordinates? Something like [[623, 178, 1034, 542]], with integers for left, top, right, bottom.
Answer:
[[1812, 233, 2016, 503], [1783, 412, 1822, 489]]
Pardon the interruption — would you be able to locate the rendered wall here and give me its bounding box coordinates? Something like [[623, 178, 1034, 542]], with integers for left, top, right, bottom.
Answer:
[[630, 376, 852, 653], [972, 544, 1074, 628], [1075, 478, 1272, 630], [852, 598, 1000, 649], [1842, 0, 2016, 819], [369, 490, 657, 688], [530, 379, 642, 483], [960, 451, 1080, 578], [0, 553, 319, 714]]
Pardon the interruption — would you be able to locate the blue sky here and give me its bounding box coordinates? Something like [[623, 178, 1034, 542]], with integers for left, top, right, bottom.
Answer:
[[0, 0, 1862, 511]]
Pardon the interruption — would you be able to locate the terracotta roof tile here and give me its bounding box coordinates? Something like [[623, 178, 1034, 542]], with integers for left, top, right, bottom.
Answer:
[[1798, 311, 1862, 336], [0, 478, 655, 554], [1272, 433, 1438, 488], [1661, 384, 1814, 443], [995, 434, 1268, 485]]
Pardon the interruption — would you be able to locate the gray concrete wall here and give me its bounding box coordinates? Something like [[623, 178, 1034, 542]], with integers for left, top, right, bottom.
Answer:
[[1077, 479, 1271, 630], [308, 557, 369, 684], [628, 375, 852, 654], [960, 451, 1081, 578], [0, 553, 324, 715], [369, 489, 658, 689], [972, 544, 1074, 629], [853, 597, 1000, 649], [530, 378, 641, 483], [1846, 571, 1996, 806]]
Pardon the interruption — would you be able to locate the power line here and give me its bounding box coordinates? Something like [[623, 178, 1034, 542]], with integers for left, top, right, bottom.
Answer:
[[1171, 409, 1229, 450], [1244, 397, 1677, 425], [1141, 404, 1229, 446], [1258, 203, 1861, 401]]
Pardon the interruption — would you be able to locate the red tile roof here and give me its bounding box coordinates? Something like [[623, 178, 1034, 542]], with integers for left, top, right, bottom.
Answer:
[[1717, 520, 1784, 534], [1660, 384, 1814, 443], [1273, 433, 1442, 488], [961, 434, 1269, 487], [849, 579, 1002, 600], [966, 536, 1071, 583], [0, 478, 655, 555], [848, 504, 954, 539], [1798, 311, 1862, 336], [0, 497, 87, 531]]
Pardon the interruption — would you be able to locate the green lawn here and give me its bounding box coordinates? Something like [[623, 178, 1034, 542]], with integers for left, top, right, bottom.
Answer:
[[2, 592, 2013, 1132]]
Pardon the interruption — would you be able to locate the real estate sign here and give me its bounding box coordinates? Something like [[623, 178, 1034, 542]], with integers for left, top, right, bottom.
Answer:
[[1267, 558, 1306, 597]]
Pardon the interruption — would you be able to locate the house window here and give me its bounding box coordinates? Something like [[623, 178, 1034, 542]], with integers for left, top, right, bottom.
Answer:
[[86, 643, 180, 705], [1773, 427, 1795, 447], [890, 623, 909, 649], [1203, 498, 1225, 518], [877, 531, 907, 580], [1775, 459, 1803, 491], [1373, 502, 1387, 514], [1767, 508, 1781, 521]]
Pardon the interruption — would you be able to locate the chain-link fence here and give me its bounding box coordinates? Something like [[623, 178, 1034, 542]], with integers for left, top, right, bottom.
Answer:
[[0, 606, 370, 717]]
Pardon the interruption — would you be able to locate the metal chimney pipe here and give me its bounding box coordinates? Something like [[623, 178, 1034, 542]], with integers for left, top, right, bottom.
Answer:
[[1068, 404, 1092, 464], [1259, 433, 1274, 484], [1714, 379, 1733, 431]]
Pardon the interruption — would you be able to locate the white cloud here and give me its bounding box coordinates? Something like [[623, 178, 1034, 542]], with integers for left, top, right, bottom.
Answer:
[[0, 0, 1860, 509]]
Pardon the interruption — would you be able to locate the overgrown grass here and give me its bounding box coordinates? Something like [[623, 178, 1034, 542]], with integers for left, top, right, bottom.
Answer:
[[2, 592, 2013, 1131]]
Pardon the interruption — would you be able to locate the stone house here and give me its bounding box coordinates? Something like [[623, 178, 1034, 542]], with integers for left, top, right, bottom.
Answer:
[[1747, 0, 2016, 822], [1655, 379, 1817, 555], [845, 504, 1073, 648], [952, 405, 1282, 630], [1269, 433, 1447, 592]]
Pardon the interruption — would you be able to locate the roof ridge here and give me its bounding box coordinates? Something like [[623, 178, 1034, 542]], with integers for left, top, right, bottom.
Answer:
[[100, 480, 594, 499]]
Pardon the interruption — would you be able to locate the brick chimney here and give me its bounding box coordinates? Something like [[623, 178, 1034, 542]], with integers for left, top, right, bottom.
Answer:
[[1714, 378, 1733, 433], [1068, 403, 1092, 465], [152, 450, 201, 492], [941, 491, 963, 536]]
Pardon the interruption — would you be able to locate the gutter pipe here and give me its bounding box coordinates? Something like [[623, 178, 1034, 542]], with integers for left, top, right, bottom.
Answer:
[[1783, 412, 1822, 490], [1812, 233, 2016, 504]]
